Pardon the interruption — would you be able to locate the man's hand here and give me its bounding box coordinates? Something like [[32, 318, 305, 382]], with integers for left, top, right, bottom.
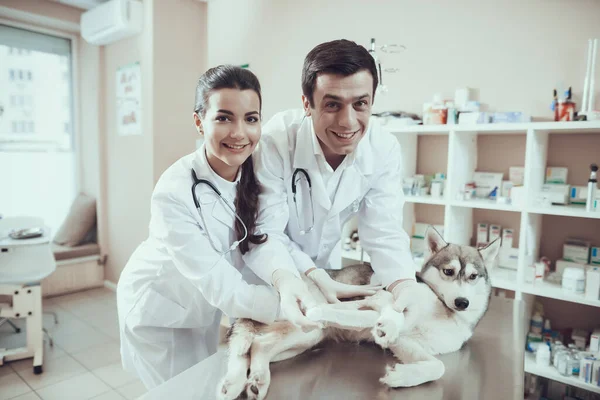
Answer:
[[306, 268, 382, 304], [272, 269, 322, 332], [388, 279, 422, 330]]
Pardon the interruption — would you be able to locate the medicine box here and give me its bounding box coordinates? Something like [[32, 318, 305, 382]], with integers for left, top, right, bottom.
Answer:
[[499, 247, 519, 270], [563, 238, 591, 264], [590, 328, 600, 353], [502, 229, 514, 248], [489, 225, 501, 242], [501, 181, 513, 198], [570, 186, 588, 205], [545, 167, 568, 184], [555, 259, 585, 275], [476, 223, 488, 246], [591, 247, 600, 265], [509, 167, 525, 186], [586, 266, 600, 301], [473, 172, 503, 198], [539, 184, 570, 205]]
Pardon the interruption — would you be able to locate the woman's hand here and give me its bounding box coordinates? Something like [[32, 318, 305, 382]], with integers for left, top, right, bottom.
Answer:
[[272, 269, 322, 332], [306, 268, 382, 304]]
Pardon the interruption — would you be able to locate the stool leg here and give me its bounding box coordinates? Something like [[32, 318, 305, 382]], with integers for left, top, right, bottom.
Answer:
[[26, 286, 44, 375]]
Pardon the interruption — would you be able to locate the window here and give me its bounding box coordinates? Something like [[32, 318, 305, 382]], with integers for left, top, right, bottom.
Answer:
[[0, 23, 76, 233]]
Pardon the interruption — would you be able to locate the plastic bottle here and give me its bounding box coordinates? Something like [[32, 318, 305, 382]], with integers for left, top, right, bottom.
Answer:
[[536, 343, 551, 366], [587, 163, 598, 212], [530, 312, 544, 334]]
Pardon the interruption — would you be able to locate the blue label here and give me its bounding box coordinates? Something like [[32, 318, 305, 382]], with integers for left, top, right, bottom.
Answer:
[[571, 187, 576, 198], [593, 248, 598, 257]]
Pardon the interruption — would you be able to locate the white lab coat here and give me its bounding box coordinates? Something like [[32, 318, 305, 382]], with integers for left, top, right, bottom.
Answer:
[[243, 109, 416, 289], [117, 145, 280, 389]]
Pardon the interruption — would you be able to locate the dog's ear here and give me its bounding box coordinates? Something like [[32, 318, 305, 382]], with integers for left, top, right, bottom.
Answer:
[[425, 226, 447, 255], [479, 238, 501, 267]]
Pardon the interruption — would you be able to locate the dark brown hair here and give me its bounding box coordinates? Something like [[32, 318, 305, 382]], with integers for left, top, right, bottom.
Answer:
[[193, 65, 267, 254], [301, 39, 379, 107]]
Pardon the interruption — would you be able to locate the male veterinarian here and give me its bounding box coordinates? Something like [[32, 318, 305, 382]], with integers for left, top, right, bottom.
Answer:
[[243, 39, 421, 328]]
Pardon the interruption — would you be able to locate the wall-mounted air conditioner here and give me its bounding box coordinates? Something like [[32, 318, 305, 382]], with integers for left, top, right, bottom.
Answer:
[[81, 0, 143, 46]]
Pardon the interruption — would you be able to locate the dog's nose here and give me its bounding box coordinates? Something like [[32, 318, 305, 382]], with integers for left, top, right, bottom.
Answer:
[[454, 298, 469, 310]]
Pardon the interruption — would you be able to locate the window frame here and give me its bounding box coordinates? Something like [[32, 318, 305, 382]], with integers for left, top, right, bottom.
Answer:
[[0, 17, 83, 194]]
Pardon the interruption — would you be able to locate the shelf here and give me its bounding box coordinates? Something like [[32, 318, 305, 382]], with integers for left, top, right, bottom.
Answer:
[[490, 267, 518, 291], [450, 198, 523, 212], [384, 123, 450, 135], [453, 123, 529, 134], [520, 280, 600, 308], [527, 204, 600, 220], [524, 352, 600, 394], [341, 248, 370, 263], [381, 120, 600, 135], [404, 195, 446, 205]]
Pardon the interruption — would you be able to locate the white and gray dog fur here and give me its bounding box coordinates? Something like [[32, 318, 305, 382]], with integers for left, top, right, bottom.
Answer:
[[218, 227, 501, 400]]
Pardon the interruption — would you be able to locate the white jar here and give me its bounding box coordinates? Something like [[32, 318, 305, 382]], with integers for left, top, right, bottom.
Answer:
[[536, 344, 551, 366], [562, 267, 586, 294]]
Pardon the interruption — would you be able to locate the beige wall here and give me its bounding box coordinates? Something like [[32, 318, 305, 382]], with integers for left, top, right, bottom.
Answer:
[[102, 0, 206, 282], [207, 0, 600, 120], [152, 0, 206, 183], [1, 0, 81, 23]]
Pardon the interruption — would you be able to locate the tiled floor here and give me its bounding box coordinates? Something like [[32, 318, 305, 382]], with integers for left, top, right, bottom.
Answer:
[[0, 288, 147, 400]]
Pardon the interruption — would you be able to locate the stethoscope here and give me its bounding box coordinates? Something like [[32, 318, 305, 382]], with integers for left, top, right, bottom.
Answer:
[[191, 169, 247, 255], [291, 168, 315, 235]]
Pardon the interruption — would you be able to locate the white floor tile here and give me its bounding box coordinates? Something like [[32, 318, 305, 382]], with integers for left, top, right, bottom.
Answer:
[[92, 362, 137, 389], [89, 391, 125, 400], [53, 324, 112, 354], [116, 380, 147, 400], [0, 372, 31, 400], [15, 354, 86, 390], [8, 341, 66, 373], [36, 372, 110, 400], [9, 393, 41, 400], [70, 341, 121, 371], [0, 364, 14, 377]]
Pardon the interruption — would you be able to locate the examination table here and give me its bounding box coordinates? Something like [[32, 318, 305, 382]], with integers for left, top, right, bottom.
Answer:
[[141, 297, 525, 400]]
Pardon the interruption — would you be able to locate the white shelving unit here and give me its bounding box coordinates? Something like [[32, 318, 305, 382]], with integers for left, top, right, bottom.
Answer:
[[524, 353, 600, 394], [340, 120, 600, 391]]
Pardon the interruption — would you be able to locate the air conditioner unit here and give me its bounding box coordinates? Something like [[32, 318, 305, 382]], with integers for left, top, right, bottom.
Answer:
[[81, 0, 143, 46]]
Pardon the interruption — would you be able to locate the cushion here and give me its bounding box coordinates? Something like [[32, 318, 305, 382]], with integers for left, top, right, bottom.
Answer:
[[53, 193, 97, 247], [52, 242, 100, 261]]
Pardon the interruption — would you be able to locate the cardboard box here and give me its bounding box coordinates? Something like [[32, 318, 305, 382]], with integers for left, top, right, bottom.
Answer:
[[509, 167, 525, 186], [538, 184, 570, 205], [545, 167, 568, 184], [510, 186, 526, 208], [476, 223, 488, 246], [499, 247, 519, 270], [590, 328, 600, 353], [473, 172, 503, 198], [502, 228, 514, 248], [555, 259, 586, 275], [563, 238, 591, 264], [591, 246, 600, 265], [489, 224, 502, 242], [569, 186, 588, 205], [586, 266, 600, 301]]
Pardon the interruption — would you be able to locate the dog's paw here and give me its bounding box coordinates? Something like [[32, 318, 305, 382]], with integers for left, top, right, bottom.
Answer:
[[217, 375, 248, 400], [380, 363, 423, 388], [245, 367, 271, 400], [371, 311, 403, 348]]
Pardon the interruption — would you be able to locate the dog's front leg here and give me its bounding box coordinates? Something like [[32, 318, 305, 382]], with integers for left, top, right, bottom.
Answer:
[[381, 337, 445, 388]]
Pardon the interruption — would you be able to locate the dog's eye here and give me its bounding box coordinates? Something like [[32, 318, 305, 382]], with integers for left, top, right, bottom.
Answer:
[[443, 269, 454, 276], [469, 274, 478, 280]]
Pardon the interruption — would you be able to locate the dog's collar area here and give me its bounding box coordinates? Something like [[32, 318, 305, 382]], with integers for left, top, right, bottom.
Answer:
[[415, 273, 453, 312]]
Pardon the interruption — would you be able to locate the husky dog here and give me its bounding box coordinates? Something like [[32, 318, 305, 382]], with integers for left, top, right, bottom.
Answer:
[[218, 227, 500, 400]]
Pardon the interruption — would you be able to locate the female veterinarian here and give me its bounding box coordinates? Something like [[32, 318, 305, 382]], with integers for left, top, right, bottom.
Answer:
[[116, 65, 376, 389]]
